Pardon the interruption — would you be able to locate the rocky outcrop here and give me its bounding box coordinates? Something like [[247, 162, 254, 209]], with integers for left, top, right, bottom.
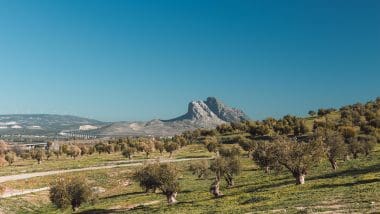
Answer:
[[164, 97, 249, 124], [204, 97, 250, 123], [96, 97, 249, 136]]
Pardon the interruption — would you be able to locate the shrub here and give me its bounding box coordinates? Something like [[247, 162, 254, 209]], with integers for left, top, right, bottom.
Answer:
[[49, 176, 93, 212], [133, 162, 180, 204], [5, 152, 16, 165], [164, 142, 179, 158], [237, 136, 256, 157], [189, 160, 210, 179], [66, 145, 81, 159], [32, 149, 45, 164], [154, 140, 165, 154], [122, 146, 136, 160]]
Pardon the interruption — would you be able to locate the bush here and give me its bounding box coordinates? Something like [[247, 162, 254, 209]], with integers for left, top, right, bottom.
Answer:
[[66, 145, 81, 159], [133, 162, 180, 204], [0, 156, 7, 167], [189, 160, 210, 179], [32, 149, 45, 164], [5, 152, 16, 165], [122, 146, 136, 160], [154, 140, 165, 154], [49, 176, 93, 212], [164, 142, 179, 158]]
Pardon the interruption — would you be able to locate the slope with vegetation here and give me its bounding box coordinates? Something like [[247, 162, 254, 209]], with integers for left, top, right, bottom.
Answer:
[[0, 97, 379, 213]]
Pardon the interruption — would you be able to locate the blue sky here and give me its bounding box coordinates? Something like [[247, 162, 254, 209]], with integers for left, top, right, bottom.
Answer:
[[0, 0, 379, 122]]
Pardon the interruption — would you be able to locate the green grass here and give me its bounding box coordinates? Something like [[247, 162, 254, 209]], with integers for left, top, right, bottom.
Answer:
[[0, 144, 211, 176], [1, 144, 379, 213]]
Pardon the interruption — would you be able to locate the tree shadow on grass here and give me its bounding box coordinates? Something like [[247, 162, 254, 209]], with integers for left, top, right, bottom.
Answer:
[[177, 155, 211, 159], [310, 163, 380, 181], [78, 208, 126, 214], [180, 189, 192, 193], [245, 180, 294, 193], [313, 178, 380, 189], [101, 191, 146, 200], [176, 201, 195, 205], [241, 196, 270, 205]]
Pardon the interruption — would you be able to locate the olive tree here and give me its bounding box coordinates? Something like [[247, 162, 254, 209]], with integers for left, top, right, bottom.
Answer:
[[142, 143, 153, 158], [209, 146, 241, 197], [273, 137, 324, 185], [32, 148, 46, 164], [104, 144, 114, 154], [321, 130, 347, 170], [252, 141, 279, 173], [174, 135, 188, 147], [122, 146, 136, 160], [49, 176, 93, 212], [349, 135, 376, 158], [154, 140, 165, 154], [133, 162, 180, 204], [0, 156, 6, 167], [94, 142, 106, 154], [203, 136, 219, 155], [237, 136, 256, 157], [66, 145, 81, 159], [164, 142, 179, 158], [5, 152, 15, 166], [189, 160, 209, 179], [0, 141, 9, 155]]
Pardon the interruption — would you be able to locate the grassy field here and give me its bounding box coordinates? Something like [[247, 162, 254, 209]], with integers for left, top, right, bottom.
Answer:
[[0, 143, 379, 214], [0, 144, 211, 176]]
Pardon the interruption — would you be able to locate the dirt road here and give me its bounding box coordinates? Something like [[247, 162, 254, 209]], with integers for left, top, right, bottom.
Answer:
[[0, 157, 212, 184]]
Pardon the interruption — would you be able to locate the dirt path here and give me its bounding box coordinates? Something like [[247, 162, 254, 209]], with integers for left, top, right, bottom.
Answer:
[[0, 157, 212, 184], [0, 187, 49, 198]]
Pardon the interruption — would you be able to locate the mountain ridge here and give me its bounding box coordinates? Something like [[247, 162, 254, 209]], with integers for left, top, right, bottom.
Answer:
[[0, 97, 249, 137], [96, 97, 249, 136]]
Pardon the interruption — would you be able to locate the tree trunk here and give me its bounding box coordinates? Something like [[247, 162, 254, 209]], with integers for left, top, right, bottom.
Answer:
[[166, 192, 178, 204], [329, 159, 338, 171], [153, 187, 160, 193], [225, 174, 234, 188], [198, 173, 204, 179], [227, 179, 234, 188], [294, 173, 305, 185], [264, 166, 270, 174], [210, 179, 223, 197], [38, 159, 41, 164]]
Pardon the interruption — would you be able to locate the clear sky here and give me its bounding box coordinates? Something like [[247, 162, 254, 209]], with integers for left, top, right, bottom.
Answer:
[[0, 0, 379, 122]]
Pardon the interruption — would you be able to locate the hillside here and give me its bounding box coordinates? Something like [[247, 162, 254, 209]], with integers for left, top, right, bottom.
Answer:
[[0, 114, 106, 136], [0, 98, 378, 213]]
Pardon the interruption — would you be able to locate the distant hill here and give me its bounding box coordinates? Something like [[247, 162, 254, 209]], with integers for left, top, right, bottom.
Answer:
[[0, 114, 107, 136], [0, 97, 249, 137], [95, 97, 249, 136]]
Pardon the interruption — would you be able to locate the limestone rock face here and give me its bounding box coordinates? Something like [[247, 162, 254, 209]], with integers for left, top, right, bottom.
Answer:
[[204, 97, 250, 123]]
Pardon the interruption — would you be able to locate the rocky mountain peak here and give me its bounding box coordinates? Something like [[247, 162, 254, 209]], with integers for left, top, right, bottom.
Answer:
[[165, 97, 249, 124], [187, 101, 222, 121], [204, 97, 249, 123]]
